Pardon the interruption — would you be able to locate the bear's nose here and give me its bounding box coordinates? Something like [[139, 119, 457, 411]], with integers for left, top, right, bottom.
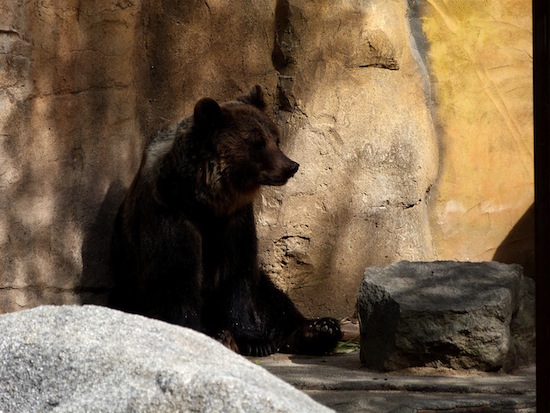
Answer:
[[288, 161, 299, 176]]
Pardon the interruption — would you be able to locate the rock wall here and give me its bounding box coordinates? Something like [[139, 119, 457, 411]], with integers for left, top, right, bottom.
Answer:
[[257, 0, 439, 316], [0, 0, 533, 318], [0, 0, 143, 311], [420, 1, 534, 270]]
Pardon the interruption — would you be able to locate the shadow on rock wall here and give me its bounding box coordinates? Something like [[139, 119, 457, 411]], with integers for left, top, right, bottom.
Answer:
[[0, 1, 142, 311], [1, 0, 281, 313], [493, 204, 535, 278], [138, 0, 279, 135], [80, 181, 127, 304]]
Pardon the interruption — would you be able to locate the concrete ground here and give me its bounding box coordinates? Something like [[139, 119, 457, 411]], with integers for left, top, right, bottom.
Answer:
[[252, 351, 536, 412]]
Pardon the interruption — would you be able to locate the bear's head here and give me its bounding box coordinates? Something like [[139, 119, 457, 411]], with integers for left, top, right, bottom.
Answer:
[[191, 85, 299, 214]]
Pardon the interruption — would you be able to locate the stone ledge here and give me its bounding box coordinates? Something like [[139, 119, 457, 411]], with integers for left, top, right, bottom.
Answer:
[[257, 352, 535, 413]]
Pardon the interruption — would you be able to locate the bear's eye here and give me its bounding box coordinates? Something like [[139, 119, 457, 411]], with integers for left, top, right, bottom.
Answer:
[[253, 139, 266, 150]]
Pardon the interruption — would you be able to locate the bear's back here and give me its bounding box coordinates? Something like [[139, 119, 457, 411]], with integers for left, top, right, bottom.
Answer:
[[143, 117, 194, 174]]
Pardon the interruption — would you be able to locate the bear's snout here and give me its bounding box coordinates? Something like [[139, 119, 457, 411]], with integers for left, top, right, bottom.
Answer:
[[258, 153, 300, 186], [275, 154, 299, 184]]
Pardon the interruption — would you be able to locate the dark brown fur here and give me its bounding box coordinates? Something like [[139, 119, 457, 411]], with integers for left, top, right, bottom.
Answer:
[[109, 85, 342, 356]]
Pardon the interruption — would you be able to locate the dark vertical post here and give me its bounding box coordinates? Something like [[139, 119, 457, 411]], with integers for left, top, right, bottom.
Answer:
[[534, 0, 550, 411]]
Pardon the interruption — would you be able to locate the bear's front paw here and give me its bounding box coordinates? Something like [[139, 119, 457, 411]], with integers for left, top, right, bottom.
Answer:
[[283, 317, 343, 355], [306, 318, 342, 339]]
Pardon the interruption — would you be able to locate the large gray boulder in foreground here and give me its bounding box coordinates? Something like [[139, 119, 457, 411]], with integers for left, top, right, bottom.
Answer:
[[0, 305, 332, 413], [358, 261, 535, 372]]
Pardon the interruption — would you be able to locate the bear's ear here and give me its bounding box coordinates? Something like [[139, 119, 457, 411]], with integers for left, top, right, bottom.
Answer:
[[237, 84, 266, 110], [193, 98, 223, 130]]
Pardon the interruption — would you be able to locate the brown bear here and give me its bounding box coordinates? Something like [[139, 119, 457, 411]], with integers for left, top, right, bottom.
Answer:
[[109, 85, 342, 356]]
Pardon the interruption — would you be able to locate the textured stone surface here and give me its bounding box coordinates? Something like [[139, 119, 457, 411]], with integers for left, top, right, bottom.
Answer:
[[420, 0, 534, 267], [0, 0, 143, 311], [0, 0, 438, 319], [357, 261, 535, 371], [0, 0, 534, 319], [0, 305, 332, 413], [260, 352, 535, 413], [257, 0, 439, 317]]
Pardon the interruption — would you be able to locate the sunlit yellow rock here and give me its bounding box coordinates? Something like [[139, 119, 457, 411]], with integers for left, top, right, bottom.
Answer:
[[422, 0, 533, 267]]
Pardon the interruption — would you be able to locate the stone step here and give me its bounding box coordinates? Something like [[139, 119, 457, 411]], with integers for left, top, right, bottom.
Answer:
[[256, 352, 536, 413]]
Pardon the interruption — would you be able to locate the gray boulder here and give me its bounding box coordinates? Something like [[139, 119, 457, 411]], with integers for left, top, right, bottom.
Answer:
[[0, 305, 333, 413], [357, 261, 535, 372]]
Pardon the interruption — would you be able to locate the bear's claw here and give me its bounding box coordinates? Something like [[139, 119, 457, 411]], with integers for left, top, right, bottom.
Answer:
[[239, 339, 278, 357]]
